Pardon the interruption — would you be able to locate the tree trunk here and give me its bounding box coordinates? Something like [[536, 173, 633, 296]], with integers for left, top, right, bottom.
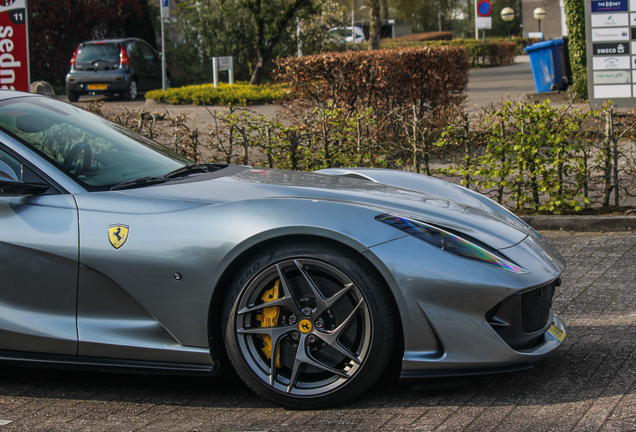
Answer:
[[368, 0, 381, 50], [250, 50, 267, 85], [380, 0, 389, 20]]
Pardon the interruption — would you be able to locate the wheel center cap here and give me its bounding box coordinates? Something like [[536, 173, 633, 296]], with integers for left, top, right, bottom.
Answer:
[[298, 319, 312, 333]]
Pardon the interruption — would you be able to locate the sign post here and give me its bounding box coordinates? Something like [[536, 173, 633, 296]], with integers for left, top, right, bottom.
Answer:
[[212, 56, 234, 88], [160, 0, 169, 91], [476, 0, 492, 41], [585, 0, 636, 107], [0, 0, 29, 92]]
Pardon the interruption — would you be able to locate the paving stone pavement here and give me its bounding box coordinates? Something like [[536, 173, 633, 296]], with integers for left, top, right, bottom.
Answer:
[[0, 231, 634, 431]]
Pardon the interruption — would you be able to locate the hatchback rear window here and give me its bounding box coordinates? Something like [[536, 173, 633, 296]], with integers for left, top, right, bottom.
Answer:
[[76, 44, 120, 65]]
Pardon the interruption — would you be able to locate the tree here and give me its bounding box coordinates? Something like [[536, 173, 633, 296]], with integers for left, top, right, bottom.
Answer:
[[241, 0, 320, 84], [298, 0, 349, 56], [28, 0, 155, 86], [394, 0, 463, 33], [367, 0, 381, 50], [177, 0, 319, 85]]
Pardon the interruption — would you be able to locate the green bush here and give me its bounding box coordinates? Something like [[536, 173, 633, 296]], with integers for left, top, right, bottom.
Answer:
[[165, 44, 209, 88], [145, 82, 290, 105], [434, 100, 634, 213]]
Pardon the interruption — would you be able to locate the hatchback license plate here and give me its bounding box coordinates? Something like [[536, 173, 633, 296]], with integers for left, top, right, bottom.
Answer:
[[87, 84, 107, 90], [546, 324, 566, 343]]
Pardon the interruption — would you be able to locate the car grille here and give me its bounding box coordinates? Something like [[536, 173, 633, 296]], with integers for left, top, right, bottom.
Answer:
[[520, 283, 555, 333], [485, 279, 559, 350]]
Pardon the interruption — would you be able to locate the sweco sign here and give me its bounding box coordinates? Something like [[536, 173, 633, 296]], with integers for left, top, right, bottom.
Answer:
[[0, 0, 28, 92]]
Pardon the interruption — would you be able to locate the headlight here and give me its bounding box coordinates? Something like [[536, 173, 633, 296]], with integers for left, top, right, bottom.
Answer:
[[376, 215, 528, 274]]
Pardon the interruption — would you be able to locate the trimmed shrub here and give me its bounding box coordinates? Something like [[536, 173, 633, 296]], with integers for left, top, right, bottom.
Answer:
[[274, 46, 469, 111], [381, 38, 521, 66], [145, 82, 290, 105], [393, 31, 454, 42]]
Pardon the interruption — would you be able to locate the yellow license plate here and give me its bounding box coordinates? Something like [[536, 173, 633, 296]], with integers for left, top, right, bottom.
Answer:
[[546, 324, 566, 343], [87, 84, 107, 90]]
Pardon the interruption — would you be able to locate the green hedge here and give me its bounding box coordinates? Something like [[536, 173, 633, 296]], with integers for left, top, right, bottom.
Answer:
[[145, 82, 290, 105], [564, 0, 587, 99], [379, 38, 526, 66]]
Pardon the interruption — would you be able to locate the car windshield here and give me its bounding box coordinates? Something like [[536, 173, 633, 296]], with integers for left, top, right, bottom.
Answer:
[[76, 43, 120, 65], [0, 96, 190, 191]]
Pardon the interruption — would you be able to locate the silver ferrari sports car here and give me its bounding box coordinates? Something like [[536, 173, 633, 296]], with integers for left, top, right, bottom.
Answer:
[[0, 92, 566, 409]]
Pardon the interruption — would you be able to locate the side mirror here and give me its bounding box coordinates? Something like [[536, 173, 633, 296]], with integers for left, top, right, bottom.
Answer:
[[0, 179, 50, 195]]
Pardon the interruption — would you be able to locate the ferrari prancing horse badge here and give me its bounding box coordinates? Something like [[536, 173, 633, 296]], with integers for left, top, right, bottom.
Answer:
[[108, 224, 129, 249]]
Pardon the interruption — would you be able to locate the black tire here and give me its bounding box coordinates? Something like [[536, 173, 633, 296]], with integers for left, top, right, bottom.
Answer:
[[222, 239, 396, 409], [67, 91, 79, 103], [123, 79, 138, 101]]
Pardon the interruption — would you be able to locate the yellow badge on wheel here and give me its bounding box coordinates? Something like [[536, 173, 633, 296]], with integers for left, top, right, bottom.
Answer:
[[299, 319, 312, 333], [108, 224, 129, 249]]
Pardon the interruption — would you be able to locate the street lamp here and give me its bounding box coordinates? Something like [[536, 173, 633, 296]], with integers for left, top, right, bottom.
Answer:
[[533, 7, 546, 33], [501, 7, 515, 39]]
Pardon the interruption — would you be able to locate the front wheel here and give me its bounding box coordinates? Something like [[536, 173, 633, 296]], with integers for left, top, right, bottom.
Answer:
[[223, 240, 397, 409]]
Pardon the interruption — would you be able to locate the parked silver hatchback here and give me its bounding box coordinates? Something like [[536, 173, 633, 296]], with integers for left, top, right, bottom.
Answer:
[[65, 38, 169, 102]]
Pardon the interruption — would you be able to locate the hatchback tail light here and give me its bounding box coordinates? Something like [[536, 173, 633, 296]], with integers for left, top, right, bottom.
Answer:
[[70, 47, 80, 66], [120, 45, 130, 65]]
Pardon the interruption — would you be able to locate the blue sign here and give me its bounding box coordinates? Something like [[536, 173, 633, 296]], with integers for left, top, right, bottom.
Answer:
[[477, 0, 492, 16], [591, 0, 628, 12], [161, 0, 168, 6]]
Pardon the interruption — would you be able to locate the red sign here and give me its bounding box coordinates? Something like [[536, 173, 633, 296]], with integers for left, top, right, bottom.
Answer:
[[0, 0, 29, 92], [477, 0, 492, 16]]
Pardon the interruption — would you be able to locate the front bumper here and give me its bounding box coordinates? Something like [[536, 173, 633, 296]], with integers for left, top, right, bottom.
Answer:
[[362, 229, 566, 377]]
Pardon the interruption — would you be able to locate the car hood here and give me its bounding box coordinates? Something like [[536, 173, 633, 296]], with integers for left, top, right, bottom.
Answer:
[[117, 166, 530, 250]]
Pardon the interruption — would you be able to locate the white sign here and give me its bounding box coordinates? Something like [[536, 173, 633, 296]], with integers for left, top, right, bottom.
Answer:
[[592, 27, 630, 40], [592, 13, 629, 26], [594, 70, 631, 83], [594, 84, 632, 98], [476, 17, 492, 29], [216, 56, 232, 71], [593, 56, 631, 69], [212, 57, 234, 87], [632, 0, 636, 10], [526, 32, 544, 38], [633, 70, 636, 81], [631, 12, 636, 24], [160, 0, 169, 18]]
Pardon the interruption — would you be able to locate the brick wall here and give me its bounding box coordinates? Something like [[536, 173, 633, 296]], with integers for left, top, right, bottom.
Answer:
[[522, 0, 565, 39]]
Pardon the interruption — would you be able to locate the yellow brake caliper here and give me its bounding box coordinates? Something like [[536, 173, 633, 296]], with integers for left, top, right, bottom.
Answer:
[[256, 280, 282, 368]]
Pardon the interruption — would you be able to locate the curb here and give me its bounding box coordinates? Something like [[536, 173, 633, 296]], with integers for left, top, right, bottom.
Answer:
[[520, 215, 636, 232]]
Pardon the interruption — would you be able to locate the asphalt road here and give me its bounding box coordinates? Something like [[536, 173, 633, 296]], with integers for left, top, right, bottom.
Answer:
[[0, 230, 634, 431], [466, 57, 535, 109]]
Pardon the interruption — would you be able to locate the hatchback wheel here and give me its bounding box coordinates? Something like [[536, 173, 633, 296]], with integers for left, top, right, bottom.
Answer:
[[123, 80, 138, 101], [67, 91, 79, 103]]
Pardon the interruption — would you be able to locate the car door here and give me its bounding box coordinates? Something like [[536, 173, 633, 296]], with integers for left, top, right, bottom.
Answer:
[[0, 146, 78, 355], [138, 41, 162, 90], [126, 41, 150, 91]]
